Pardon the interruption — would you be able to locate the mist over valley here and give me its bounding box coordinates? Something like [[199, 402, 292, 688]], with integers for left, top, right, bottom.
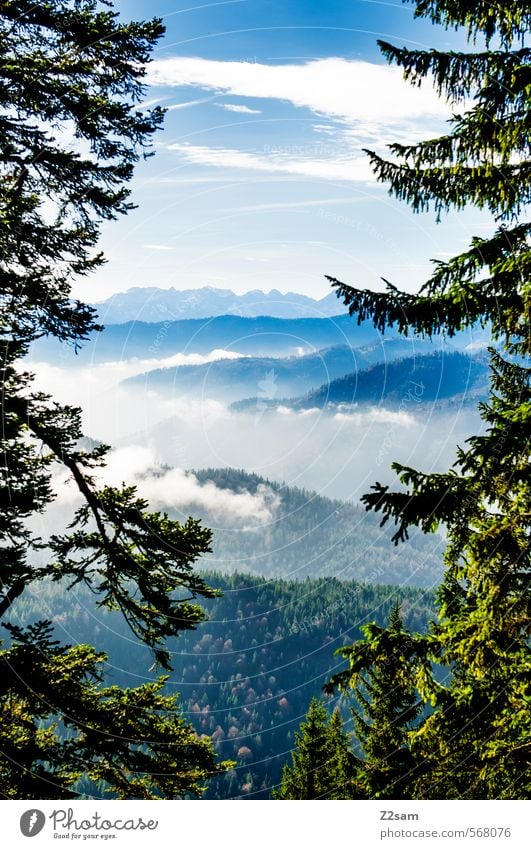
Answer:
[[29, 305, 484, 593]]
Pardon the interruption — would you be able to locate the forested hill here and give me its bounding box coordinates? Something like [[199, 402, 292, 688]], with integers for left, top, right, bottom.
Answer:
[[13, 572, 433, 800], [233, 351, 489, 412], [300, 351, 488, 408], [122, 338, 445, 402], [182, 468, 444, 587]]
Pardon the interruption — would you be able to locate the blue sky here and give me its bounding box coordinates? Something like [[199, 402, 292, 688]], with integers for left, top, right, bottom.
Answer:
[[79, 0, 491, 303]]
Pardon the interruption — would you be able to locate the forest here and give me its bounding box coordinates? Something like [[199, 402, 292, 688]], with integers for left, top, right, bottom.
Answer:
[[189, 468, 444, 586], [10, 573, 433, 799]]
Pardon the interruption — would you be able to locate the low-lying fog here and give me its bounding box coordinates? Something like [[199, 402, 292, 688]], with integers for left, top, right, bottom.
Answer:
[[29, 348, 483, 506]]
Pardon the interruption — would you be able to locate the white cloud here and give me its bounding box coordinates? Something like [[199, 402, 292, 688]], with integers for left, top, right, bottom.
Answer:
[[167, 96, 216, 110], [147, 56, 449, 127], [312, 124, 337, 135], [54, 445, 280, 527], [150, 56, 452, 182], [333, 407, 416, 426], [217, 103, 262, 114], [168, 141, 373, 182], [140, 465, 280, 526]]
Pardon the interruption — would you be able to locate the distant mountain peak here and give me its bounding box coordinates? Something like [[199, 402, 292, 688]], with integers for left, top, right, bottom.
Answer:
[[93, 285, 346, 323]]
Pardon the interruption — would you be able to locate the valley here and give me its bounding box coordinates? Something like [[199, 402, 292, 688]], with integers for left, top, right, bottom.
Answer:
[[23, 292, 486, 799], [14, 572, 433, 799]]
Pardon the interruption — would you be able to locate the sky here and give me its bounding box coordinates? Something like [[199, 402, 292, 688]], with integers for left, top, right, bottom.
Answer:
[[77, 0, 492, 303]]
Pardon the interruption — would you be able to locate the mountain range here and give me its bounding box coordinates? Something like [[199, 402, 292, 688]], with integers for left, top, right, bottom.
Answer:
[[31, 313, 399, 363], [123, 339, 446, 403], [232, 351, 490, 413], [32, 309, 491, 367], [93, 286, 346, 323]]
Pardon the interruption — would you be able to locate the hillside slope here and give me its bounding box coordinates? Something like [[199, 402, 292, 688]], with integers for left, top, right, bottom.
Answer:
[[173, 468, 444, 587], [14, 573, 433, 799], [233, 351, 489, 412]]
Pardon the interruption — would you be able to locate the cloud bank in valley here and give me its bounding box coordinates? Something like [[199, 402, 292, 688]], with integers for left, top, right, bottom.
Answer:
[[34, 354, 482, 507], [53, 445, 280, 529], [121, 400, 480, 505], [28, 348, 245, 395]]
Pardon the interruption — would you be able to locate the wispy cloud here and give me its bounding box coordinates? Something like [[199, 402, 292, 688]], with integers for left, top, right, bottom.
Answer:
[[217, 196, 366, 214], [217, 103, 262, 114], [167, 96, 217, 110], [140, 95, 171, 109], [167, 141, 374, 182], [148, 56, 449, 127], [151, 57, 450, 182]]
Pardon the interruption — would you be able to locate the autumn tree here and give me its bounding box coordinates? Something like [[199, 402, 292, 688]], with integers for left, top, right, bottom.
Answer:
[[0, 0, 230, 798], [326, 0, 530, 799]]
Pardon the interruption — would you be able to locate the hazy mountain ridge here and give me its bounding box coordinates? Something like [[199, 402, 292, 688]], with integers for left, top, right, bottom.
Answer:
[[93, 286, 345, 323], [31, 313, 395, 363], [299, 350, 489, 408], [122, 339, 446, 403], [232, 351, 490, 413]]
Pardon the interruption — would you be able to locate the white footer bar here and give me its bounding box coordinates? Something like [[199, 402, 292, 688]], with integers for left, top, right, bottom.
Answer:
[[2, 799, 528, 849]]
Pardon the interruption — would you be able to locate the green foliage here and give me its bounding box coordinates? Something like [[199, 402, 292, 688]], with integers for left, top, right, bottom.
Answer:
[[325, 0, 531, 800], [0, 0, 227, 799], [0, 622, 229, 799], [408, 0, 530, 46], [273, 699, 354, 800], [0, 0, 165, 346], [10, 572, 434, 799], [326, 605, 422, 799]]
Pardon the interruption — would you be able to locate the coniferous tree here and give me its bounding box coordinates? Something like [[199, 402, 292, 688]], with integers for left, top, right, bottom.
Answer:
[[326, 0, 530, 799], [327, 605, 422, 799], [326, 710, 357, 800], [274, 699, 354, 799], [0, 0, 231, 798]]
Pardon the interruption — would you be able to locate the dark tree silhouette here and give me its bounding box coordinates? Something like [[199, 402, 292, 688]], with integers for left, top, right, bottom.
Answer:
[[0, 0, 230, 799]]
